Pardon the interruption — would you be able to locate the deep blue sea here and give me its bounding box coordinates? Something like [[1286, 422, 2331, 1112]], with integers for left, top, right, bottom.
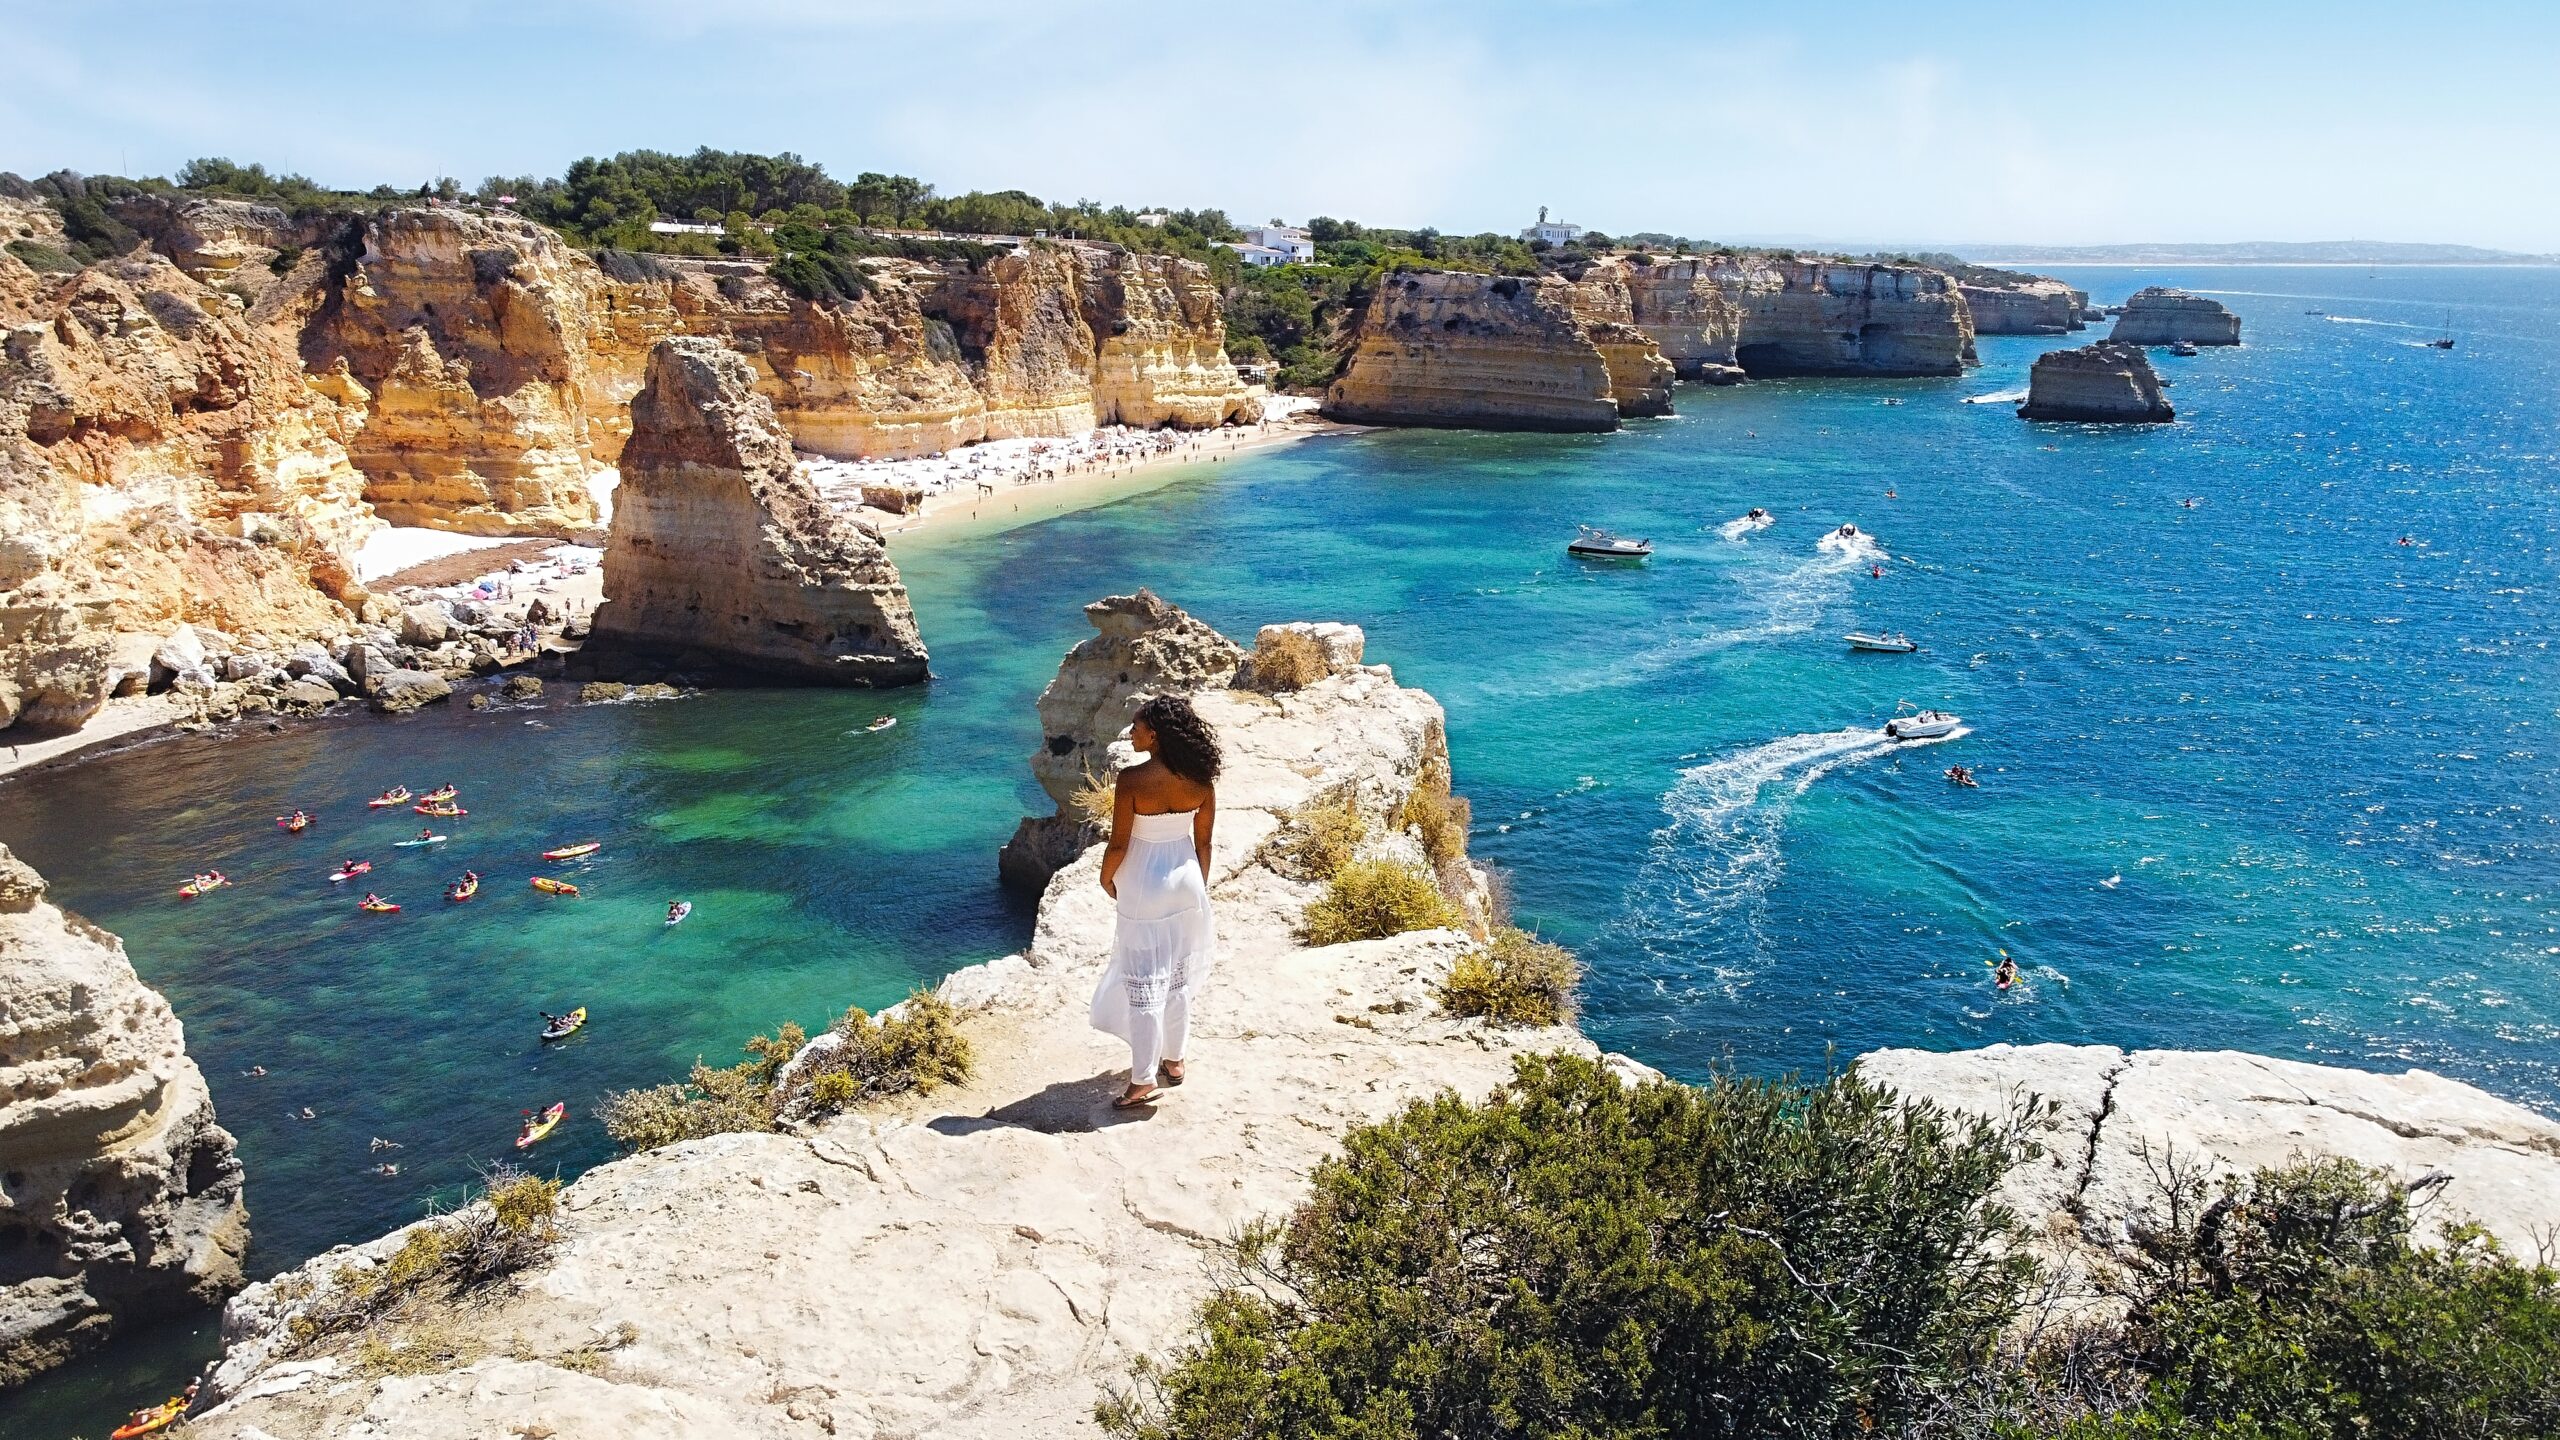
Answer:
[[5, 266, 2556, 1435]]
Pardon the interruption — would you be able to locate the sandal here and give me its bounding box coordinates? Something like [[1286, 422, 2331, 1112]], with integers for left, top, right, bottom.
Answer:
[[1112, 1085, 1159, 1110], [1160, 1060, 1186, 1087]]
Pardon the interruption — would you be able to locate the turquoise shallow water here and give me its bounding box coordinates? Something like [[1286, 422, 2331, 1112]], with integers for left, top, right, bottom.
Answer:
[[6, 265, 2558, 1433]]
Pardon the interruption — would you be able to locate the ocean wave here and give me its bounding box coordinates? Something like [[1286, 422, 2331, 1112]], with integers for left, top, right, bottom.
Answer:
[[1609, 727, 1907, 974], [1539, 531, 1877, 694]]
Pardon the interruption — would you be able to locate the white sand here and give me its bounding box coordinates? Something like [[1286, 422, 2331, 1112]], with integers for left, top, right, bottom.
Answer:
[[355, 527, 523, 584]]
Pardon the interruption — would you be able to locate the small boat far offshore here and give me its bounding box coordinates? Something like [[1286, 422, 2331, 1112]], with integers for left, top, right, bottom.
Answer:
[[1844, 632, 1919, 654], [1568, 525, 1653, 561]]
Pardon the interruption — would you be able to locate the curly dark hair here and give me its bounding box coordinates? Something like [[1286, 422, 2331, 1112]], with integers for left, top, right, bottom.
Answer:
[[1135, 694, 1222, 785]]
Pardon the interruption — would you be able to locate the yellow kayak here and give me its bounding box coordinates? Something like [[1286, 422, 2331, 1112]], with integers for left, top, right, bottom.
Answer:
[[517, 1101, 566, 1148], [541, 841, 601, 861], [530, 876, 580, 896], [540, 1006, 586, 1041]]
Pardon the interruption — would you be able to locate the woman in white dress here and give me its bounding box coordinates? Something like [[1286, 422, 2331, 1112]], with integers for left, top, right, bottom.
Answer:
[[1092, 695, 1219, 1109]]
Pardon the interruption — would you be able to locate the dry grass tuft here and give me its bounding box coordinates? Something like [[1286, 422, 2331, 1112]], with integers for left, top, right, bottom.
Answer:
[[1249, 628, 1330, 692], [1071, 766, 1117, 832], [1265, 785, 1369, 883]]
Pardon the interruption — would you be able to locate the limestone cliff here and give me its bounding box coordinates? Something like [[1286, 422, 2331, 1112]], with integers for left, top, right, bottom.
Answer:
[[2017, 341, 2174, 422], [999, 588, 1246, 888], [1725, 257, 1974, 376], [188, 614, 1565, 1440], [1861, 1044, 2560, 1267], [1614, 257, 1747, 383], [1082, 248, 1263, 429], [1958, 275, 2086, 335], [0, 842, 248, 1388], [1565, 266, 1678, 417], [1323, 270, 1629, 431], [2108, 286, 2242, 346], [584, 337, 927, 684], [296, 208, 614, 535], [0, 225, 370, 737]]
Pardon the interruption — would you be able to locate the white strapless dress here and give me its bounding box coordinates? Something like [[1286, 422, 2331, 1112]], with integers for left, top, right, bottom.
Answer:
[[1090, 809, 1215, 1045]]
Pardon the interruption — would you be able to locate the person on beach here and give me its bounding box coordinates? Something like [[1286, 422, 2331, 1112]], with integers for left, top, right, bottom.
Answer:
[[1092, 695, 1219, 1109]]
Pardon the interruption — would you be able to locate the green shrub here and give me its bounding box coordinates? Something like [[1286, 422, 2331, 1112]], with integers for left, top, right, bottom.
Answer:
[[1300, 858, 1456, 946], [1264, 786, 1366, 883], [267, 243, 302, 274], [290, 1164, 561, 1346], [2071, 1158, 2560, 1439], [596, 1053, 780, 1152], [793, 992, 974, 1113], [1100, 1054, 2032, 1439], [1438, 925, 1579, 1026], [6, 239, 78, 273]]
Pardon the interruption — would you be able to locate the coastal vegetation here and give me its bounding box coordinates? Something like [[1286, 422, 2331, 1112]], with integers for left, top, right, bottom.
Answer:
[[1264, 786, 1369, 883], [594, 995, 972, 1152], [1438, 926, 1579, 1027], [284, 1167, 561, 1351], [1102, 1058, 2560, 1440], [1099, 1054, 2033, 1439], [1299, 858, 1457, 946]]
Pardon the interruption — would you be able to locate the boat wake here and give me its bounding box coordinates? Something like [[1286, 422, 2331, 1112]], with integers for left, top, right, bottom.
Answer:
[[1610, 728, 1906, 976], [1540, 531, 1879, 694], [1716, 511, 1776, 541], [1963, 387, 2029, 405]]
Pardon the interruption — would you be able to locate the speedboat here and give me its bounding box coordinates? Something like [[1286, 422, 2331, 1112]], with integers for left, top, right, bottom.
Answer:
[[2168, 340, 2199, 356], [1833, 523, 1859, 539], [1844, 632, 1918, 654], [1746, 507, 1770, 522], [1568, 526, 1652, 561], [1884, 708, 1963, 741]]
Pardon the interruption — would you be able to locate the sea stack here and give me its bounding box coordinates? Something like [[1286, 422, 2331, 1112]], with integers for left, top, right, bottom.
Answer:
[[0, 842, 248, 1387], [2107, 286, 2242, 346], [1322, 271, 1628, 432], [998, 589, 1245, 888], [586, 337, 929, 684], [2017, 342, 2176, 423]]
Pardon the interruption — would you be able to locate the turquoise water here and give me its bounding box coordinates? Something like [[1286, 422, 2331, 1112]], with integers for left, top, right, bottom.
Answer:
[[6, 265, 2557, 1433]]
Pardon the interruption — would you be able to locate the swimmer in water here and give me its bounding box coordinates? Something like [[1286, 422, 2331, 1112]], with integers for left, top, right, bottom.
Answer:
[[295, 1106, 316, 1120], [374, 1163, 400, 1177]]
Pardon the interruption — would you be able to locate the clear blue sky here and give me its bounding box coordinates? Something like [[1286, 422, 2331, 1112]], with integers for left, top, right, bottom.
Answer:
[[7, 0, 2557, 250]]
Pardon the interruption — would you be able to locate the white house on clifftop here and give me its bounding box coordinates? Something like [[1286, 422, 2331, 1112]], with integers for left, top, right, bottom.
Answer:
[[1226, 224, 1315, 266], [1520, 206, 1585, 246]]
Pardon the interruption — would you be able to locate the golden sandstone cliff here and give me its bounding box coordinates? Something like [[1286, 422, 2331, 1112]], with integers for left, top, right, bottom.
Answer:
[[1323, 255, 1978, 431], [110, 198, 1258, 536], [1323, 271, 1628, 432], [585, 337, 928, 684], [0, 195, 1261, 740], [1, 197, 370, 736]]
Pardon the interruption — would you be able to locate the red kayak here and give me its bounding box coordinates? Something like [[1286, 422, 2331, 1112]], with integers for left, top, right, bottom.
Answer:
[[329, 861, 374, 882]]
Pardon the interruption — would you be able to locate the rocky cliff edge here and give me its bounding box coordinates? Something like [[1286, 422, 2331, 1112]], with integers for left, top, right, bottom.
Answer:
[[188, 607, 1588, 1438], [0, 842, 248, 1388]]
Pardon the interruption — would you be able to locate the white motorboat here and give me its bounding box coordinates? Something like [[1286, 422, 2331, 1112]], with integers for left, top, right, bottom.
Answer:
[[1884, 707, 1962, 741], [1568, 525, 1653, 560], [1844, 632, 1918, 654]]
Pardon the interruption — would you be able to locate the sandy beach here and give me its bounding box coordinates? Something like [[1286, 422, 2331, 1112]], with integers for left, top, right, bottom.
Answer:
[[814, 395, 1344, 534]]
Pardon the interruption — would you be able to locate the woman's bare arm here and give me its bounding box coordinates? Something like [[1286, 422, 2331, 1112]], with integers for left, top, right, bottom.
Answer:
[[1191, 788, 1216, 882], [1099, 775, 1137, 897]]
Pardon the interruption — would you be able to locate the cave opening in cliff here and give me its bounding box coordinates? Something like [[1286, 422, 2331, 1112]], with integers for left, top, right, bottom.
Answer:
[[1734, 343, 1787, 377]]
